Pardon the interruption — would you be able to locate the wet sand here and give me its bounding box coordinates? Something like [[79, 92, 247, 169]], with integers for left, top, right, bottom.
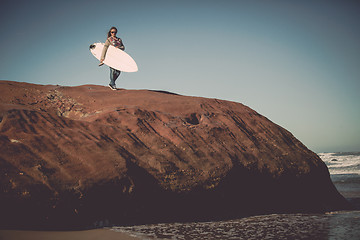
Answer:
[[0, 229, 140, 240]]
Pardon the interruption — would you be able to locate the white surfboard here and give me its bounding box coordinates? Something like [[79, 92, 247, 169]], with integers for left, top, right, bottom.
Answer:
[[89, 42, 138, 72]]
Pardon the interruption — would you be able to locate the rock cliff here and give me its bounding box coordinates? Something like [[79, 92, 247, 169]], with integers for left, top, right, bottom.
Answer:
[[0, 81, 350, 229]]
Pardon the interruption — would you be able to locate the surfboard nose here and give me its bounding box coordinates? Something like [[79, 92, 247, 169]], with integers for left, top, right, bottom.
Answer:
[[89, 44, 95, 50]]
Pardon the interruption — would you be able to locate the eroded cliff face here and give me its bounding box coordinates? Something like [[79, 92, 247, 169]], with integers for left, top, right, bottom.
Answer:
[[0, 81, 349, 229]]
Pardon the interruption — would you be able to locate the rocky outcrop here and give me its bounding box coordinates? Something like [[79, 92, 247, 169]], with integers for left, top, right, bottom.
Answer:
[[0, 80, 350, 229]]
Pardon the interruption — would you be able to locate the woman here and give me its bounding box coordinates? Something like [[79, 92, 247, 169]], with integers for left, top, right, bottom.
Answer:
[[100, 27, 125, 90]]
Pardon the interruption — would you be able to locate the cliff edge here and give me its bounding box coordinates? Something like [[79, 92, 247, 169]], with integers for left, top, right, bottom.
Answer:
[[0, 81, 350, 229]]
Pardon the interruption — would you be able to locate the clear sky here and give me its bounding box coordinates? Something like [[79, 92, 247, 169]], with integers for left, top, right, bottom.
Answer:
[[1, 0, 359, 153]]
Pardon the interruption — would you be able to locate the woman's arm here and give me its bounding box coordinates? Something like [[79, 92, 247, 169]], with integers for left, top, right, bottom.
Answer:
[[119, 39, 125, 51], [100, 38, 111, 62]]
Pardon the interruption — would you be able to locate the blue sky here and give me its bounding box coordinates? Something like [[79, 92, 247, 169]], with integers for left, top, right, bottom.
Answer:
[[1, 0, 359, 153]]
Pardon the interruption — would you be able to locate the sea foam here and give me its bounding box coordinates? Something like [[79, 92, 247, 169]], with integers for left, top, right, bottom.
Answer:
[[318, 152, 360, 175]]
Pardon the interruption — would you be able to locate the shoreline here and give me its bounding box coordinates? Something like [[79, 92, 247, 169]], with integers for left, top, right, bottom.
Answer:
[[0, 228, 140, 240]]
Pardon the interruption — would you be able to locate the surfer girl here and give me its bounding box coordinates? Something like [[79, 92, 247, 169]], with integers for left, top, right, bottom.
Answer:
[[100, 27, 125, 90]]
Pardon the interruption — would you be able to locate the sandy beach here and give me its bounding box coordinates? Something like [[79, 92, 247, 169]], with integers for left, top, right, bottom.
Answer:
[[0, 229, 140, 240]]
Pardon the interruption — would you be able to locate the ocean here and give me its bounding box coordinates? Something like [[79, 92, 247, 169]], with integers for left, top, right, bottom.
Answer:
[[111, 152, 360, 240]]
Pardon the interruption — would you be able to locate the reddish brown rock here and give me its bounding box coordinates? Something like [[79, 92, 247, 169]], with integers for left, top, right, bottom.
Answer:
[[0, 80, 350, 229]]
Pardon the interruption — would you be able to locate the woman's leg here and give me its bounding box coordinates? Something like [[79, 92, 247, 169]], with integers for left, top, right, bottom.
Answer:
[[109, 68, 121, 87]]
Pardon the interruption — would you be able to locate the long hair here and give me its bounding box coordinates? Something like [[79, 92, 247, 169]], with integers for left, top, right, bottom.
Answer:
[[107, 27, 118, 38]]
